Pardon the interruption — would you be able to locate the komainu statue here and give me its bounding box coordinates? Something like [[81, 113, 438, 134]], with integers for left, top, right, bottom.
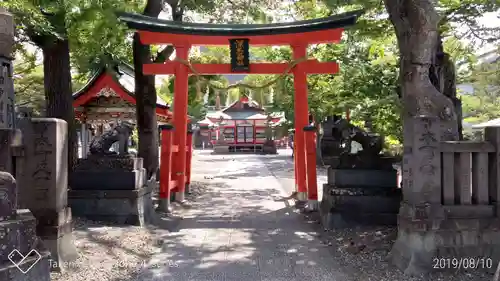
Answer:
[[89, 121, 134, 155], [320, 115, 344, 160], [330, 118, 393, 170]]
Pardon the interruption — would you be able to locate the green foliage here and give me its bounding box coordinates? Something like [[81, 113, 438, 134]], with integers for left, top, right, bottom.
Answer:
[[13, 51, 45, 115], [461, 58, 500, 125], [3, 0, 143, 78], [131, 128, 139, 148], [68, 1, 143, 77], [164, 48, 230, 121]]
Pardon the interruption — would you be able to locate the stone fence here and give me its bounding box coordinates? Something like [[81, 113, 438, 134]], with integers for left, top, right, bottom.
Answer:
[[439, 126, 500, 218]]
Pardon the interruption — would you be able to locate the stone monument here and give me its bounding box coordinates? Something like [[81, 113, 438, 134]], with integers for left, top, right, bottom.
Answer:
[[390, 116, 500, 275], [16, 118, 78, 272], [0, 8, 51, 280], [319, 118, 401, 228], [69, 122, 154, 225]]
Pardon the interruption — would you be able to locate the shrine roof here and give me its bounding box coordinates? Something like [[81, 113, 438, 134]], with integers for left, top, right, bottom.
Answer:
[[221, 95, 262, 113], [118, 10, 362, 38], [198, 117, 216, 126], [72, 62, 169, 109]]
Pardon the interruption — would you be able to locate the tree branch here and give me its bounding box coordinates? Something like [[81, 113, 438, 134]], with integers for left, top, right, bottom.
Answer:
[[151, 0, 185, 64], [153, 45, 175, 63], [143, 0, 165, 17]]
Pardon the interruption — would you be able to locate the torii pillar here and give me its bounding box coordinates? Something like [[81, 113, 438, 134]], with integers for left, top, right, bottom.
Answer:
[[292, 44, 309, 203], [171, 45, 191, 203]]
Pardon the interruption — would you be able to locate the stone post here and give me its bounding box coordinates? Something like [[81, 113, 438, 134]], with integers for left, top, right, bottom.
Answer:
[[0, 8, 51, 280], [391, 115, 445, 275], [484, 126, 500, 216], [17, 118, 77, 271]]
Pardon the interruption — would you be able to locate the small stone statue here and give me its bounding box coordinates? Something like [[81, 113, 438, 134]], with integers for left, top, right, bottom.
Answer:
[[330, 118, 393, 170], [89, 121, 134, 156]]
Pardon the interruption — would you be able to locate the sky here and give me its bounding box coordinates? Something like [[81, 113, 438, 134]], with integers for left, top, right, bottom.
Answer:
[[456, 11, 500, 54]]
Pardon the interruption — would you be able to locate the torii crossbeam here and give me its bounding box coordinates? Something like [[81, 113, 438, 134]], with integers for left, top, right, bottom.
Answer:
[[119, 11, 361, 210]]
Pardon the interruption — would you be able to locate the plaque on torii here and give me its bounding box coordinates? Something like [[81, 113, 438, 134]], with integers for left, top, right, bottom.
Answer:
[[229, 38, 250, 72]]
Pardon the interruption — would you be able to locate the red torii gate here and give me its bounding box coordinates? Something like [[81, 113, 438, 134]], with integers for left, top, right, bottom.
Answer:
[[120, 11, 361, 211]]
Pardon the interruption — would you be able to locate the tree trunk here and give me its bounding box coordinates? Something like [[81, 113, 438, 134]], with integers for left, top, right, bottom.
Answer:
[[384, 0, 459, 274], [132, 33, 159, 179], [431, 38, 463, 139], [385, 0, 456, 119], [131, 0, 175, 179], [42, 38, 76, 171]]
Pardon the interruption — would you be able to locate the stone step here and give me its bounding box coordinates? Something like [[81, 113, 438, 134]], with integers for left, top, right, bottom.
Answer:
[[323, 184, 402, 197], [325, 195, 401, 213], [0, 247, 51, 281], [0, 210, 37, 263]]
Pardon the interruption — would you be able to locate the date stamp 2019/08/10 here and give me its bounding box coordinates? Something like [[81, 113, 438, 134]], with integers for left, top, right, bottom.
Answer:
[[433, 257, 493, 270]]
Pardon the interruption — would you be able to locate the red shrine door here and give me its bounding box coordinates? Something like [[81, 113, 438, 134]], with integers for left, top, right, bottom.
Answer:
[[236, 125, 254, 144], [120, 11, 360, 205]]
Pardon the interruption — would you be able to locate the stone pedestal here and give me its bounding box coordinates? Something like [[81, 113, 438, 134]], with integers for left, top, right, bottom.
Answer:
[[69, 180, 154, 225], [16, 118, 78, 272], [320, 168, 401, 229], [0, 180, 51, 280], [213, 145, 230, 153], [69, 155, 154, 226]]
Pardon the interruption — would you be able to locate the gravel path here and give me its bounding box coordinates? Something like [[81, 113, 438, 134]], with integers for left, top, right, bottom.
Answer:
[[49, 218, 163, 281]]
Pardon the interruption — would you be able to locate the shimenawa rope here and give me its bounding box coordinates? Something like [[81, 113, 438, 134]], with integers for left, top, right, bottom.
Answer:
[[172, 56, 309, 92]]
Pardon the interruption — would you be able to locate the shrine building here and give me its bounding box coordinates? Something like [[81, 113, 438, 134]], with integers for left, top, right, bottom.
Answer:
[[196, 95, 285, 150], [72, 62, 172, 157]]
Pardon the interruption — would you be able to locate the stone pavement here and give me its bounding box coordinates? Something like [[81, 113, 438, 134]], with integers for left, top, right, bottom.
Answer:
[[135, 149, 349, 281]]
